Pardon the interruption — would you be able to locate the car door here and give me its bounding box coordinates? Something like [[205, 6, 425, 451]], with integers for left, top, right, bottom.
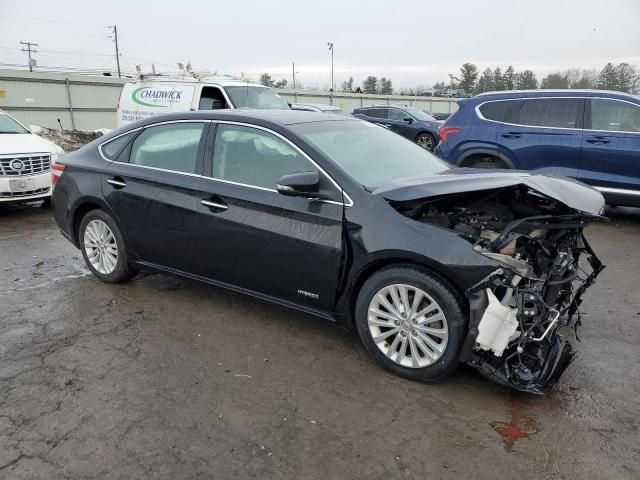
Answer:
[[578, 98, 640, 193], [385, 107, 415, 138], [496, 97, 583, 177], [101, 120, 207, 273], [196, 122, 345, 313]]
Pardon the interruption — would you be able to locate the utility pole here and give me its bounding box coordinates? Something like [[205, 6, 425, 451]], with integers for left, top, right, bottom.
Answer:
[[111, 25, 121, 78], [292, 61, 299, 102], [327, 42, 334, 105], [20, 41, 38, 72]]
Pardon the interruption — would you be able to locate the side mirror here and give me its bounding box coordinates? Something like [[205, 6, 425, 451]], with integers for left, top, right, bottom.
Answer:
[[403, 117, 414, 124], [276, 171, 322, 198], [29, 124, 43, 134]]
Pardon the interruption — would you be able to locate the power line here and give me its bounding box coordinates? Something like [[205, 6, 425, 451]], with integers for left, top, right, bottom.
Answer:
[[0, 24, 107, 37], [0, 15, 107, 29]]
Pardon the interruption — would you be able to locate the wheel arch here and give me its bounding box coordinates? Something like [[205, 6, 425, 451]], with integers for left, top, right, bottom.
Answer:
[[457, 148, 514, 168], [343, 256, 468, 329], [414, 130, 437, 142], [69, 197, 121, 248]]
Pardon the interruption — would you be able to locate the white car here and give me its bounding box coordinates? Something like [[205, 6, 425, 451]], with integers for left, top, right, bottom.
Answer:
[[0, 110, 64, 204]]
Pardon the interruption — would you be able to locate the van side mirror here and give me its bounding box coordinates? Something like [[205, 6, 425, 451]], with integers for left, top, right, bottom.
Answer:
[[403, 117, 414, 124]]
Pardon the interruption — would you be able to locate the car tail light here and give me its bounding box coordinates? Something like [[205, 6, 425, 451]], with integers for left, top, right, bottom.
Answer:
[[51, 161, 66, 186], [440, 127, 460, 143]]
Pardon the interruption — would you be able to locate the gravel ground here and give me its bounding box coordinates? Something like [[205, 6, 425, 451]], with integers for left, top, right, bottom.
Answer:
[[0, 203, 638, 480]]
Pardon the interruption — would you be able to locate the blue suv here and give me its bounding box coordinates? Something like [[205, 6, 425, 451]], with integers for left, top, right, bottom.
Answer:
[[435, 90, 640, 206], [353, 105, 443, 151]]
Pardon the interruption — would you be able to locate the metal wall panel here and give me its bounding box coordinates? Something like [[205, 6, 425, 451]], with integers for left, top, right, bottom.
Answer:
[[0, 70, 459, 131]]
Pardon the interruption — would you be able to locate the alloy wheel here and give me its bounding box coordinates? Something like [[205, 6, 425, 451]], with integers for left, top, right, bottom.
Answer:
[[83, 219, 118, 275], [367, 284, 449, 368], [417, 135, 434, 151]]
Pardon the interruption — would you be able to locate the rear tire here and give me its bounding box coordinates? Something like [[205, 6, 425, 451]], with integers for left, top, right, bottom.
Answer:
[[355, 266, 466, 382], [415, 132, 436, 152], [79, 209, 137, 283]]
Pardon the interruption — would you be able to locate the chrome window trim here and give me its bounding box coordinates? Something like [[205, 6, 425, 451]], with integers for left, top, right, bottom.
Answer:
[[475, 96, 640, 135], [595, 186, 640, 197], [98, 119, 354, 207], [207, 120, 354, 207]]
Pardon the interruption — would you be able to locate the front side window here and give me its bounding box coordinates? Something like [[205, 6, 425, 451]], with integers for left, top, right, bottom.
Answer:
[[590, 99, 640, 133], [224, 86, 290, 110], [199, 87, 228, 110], [403, 106, 435, 122], [212, 124, 317, 189], [292, 120, 449, 189], [129, 122, 205, 174], [517, 98, 581, 128], [479, 100, 521, 123], [388, 108, 407, 121]]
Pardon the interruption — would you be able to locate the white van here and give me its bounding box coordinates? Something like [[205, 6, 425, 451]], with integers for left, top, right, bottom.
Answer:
[[117, 73, 290, 127]]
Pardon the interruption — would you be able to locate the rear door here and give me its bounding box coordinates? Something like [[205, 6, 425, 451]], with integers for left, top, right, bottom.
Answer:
[[496, 97, 583, 177], [195, 122, 345, 313], [101, 120, 207, 273], [578, 98, 640, 193]]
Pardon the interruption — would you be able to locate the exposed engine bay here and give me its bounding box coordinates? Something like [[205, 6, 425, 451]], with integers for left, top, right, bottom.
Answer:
[[395, 185, 605, 394]]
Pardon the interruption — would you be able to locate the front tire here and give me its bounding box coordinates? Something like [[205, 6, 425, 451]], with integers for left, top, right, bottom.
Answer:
[[79, 209, 137, 283], [355, 266, 466, 382]]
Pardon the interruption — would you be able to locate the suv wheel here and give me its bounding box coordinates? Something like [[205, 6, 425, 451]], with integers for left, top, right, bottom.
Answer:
[[79, 209, 137, 283], [416, 133, 436, 151], [355, 266, 466, 382]]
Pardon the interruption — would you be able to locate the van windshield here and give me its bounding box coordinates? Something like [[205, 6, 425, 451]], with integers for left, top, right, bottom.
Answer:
[[224, 86, 290, 110]]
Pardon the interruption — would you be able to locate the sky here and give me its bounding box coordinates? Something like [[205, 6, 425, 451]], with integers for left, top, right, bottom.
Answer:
[[1, 0, 639, 90]]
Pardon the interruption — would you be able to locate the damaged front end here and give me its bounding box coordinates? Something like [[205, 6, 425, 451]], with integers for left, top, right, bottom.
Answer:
[[394, 182, 605, 394]]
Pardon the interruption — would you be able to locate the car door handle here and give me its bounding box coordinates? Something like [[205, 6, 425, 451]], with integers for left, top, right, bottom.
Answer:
[[586, 137, 610, 145], [201, 199, 228, 211], [107, 177, 127, 188], [501, 132, 522, 139]]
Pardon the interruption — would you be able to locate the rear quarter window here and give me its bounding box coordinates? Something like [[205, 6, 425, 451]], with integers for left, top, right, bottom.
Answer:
[[478, 100, 521, 123]]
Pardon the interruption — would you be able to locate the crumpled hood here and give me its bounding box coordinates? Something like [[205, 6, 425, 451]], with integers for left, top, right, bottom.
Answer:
[[373, 168, 605, 215], [0, 133, 62, 155]]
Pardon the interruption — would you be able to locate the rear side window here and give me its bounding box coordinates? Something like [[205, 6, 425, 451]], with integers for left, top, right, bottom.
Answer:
[[478, 100, 520, 123], [367, 108, 388, 119], [129, 122, 205, 174], [590, 99, 640, 133], [101, 132, 135, 160], [517, 98, 581, 128]]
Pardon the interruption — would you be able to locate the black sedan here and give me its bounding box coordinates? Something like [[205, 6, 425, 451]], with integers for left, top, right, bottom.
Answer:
[[51, 110, 605, 393]]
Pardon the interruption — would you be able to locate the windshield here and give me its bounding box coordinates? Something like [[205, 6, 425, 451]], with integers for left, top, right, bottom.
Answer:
[[292, 120, 449, 189], [224, 86, 290, 110], [403, 106, 436, 122], [0, 112, 29, 134]]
